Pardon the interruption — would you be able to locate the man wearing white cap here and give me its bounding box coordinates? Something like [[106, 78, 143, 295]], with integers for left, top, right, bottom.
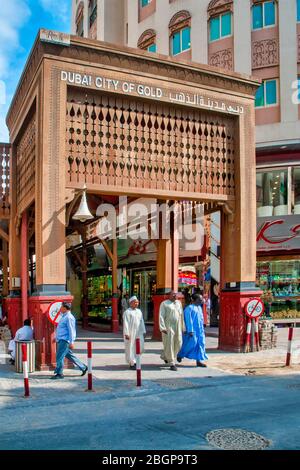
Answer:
[[123, 296, 146, 369], [159, 290, 184, 371]]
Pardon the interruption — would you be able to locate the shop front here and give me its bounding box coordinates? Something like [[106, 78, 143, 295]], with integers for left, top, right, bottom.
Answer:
[[256, 212, 300, 319]]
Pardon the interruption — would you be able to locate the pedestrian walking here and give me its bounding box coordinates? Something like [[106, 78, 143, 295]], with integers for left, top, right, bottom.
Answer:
[[123, 296, 146, 369], [177, 293, 208, 367], [159, 290, 184, 371], [52, 302, 87, 379]]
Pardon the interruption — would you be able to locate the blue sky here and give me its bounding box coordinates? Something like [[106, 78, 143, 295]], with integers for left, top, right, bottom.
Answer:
[[0, 0, 71, 142]]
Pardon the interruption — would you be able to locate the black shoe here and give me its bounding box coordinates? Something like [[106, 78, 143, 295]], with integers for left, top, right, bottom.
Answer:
[[164, 360, 168, 364], [51, 374, 64, 379], [177, 356, 182, 363], [81, 366, 88, 376], [170, 365, 178, 371], [129, 364, 136, 370], [9, 359, 15, 365], [196, 361, 207, 367]]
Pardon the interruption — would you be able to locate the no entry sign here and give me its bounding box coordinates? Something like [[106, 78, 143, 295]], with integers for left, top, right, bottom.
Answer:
[[47, 302, 63, 325], [244, 298, 265, 319]]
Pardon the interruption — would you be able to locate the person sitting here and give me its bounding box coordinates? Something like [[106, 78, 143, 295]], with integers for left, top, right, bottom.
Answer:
[[8, 319, 34, 365]]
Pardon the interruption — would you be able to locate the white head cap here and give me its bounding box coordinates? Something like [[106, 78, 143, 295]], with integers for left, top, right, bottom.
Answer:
[[129, 296, 138, 304]]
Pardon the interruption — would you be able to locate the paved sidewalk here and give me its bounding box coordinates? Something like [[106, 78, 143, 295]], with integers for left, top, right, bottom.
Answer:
[[1, 326, 300, 450]]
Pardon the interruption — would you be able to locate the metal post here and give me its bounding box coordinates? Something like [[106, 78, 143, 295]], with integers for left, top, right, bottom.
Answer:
[[22, 343, 30, 398], [136, 338, 142, 387], [286, 326, 294, 366]]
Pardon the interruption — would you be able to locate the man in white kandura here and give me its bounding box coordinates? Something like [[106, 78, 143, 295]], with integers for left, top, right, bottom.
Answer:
[[8, 319, 34, 365], [123, 296, 146, 370], [159, 290, 184, 371]]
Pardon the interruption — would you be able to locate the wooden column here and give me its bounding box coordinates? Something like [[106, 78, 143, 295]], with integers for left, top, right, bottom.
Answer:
[[6, 143, 22, 335], [2, 240, 8, 297], [111, 238, 119, 333], [21, 210, 28, 322], [219, 106, 261, 352], [100, 238, 119, 333], [34, 61, 67, 294], [153, 203, 179, 339], [81, 227, 89, 329]]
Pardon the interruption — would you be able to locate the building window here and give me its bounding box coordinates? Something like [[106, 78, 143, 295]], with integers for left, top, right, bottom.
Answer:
[[293, 167, 300, 212], [252, 1, 276, 30], [76, 16, 84, 37], [141, 0, 151, 7], [171, 27, 191, 55], [148, 43, 156, 52], [76, 2, 84, 37], [297, 0, 300, 22], [209, 12, 232, 42], [89, 0, 97, 27], [255, 79, 277, 107], [138, 29, 156, 52], [256, 169, 288, 215]]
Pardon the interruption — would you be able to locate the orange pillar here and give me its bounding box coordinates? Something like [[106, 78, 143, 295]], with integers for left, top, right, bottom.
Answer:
[[152, 204, 179, 340], [21, 210, 28, 322], [111, 238, 119, 333]]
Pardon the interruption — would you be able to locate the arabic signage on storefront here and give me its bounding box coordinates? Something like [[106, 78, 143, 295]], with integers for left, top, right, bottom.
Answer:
[[257, 215, 300, 251], [60, 70, 244, 115]]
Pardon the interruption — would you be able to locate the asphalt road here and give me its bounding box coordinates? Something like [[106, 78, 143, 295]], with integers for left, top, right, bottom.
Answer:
[[0, 371, 300, 450]]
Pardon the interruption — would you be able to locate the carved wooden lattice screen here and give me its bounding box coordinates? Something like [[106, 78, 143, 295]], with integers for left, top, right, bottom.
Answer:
[[66, 94, 235, 198], [16, 115, 36, 207], [0, 143, 10, 217]]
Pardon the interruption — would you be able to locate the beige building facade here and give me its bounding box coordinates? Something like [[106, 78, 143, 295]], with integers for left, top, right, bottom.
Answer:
[[71, 0, 300, 322]]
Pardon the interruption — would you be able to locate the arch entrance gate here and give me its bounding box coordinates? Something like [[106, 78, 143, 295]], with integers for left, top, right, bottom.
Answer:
[[7, 31, 260, 369]]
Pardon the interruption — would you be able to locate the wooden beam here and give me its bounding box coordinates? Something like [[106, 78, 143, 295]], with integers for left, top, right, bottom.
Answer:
[[0, 227, 9, 242], [100, 239, 113, 260]]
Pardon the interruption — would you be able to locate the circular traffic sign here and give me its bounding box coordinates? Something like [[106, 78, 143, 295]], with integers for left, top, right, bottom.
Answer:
[[47, 301, 63, 325], [244, 298, 265, 319]]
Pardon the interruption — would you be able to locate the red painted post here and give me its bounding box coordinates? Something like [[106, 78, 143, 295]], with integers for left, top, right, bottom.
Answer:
[[244, 319, 252, 353], [85, 341, 94, 392], [286, 327, 294, 366], [136, 338, 141, 387], [22, 343, 30, 398]]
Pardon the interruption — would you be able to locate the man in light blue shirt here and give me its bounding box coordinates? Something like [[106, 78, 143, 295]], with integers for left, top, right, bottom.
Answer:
[[52, 302, 87, 379]]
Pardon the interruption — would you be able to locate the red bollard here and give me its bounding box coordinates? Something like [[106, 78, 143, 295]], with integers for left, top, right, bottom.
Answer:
[[244, 319, 252, 353], [85, 341, 95, 392], [286, 327, 294, 366], [22, 343, 30, 398], [136, 338, 141, 387]]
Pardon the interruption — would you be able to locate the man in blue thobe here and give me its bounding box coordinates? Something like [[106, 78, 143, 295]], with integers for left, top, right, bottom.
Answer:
[[52, 302, 88, 379], [177, 293, 208, 367]]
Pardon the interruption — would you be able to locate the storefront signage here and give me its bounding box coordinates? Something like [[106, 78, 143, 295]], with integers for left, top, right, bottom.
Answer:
[[40, 29, 70, 46], [60, 70, 244, 115], [257, 215, 300, 251], [47, 302, 63, 325], [244, 298, 264, 319]]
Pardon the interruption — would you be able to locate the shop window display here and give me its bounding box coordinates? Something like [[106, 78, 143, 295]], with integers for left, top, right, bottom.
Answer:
[[257, 260, 300, 319], [88, 275, 112, 321], [256, 169, 288, 216]]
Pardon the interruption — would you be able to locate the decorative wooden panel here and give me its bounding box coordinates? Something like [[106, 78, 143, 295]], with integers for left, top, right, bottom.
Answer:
[[65, 94, 235, 198], [0, 143, 10, 217], [16, 115, 35, 207]]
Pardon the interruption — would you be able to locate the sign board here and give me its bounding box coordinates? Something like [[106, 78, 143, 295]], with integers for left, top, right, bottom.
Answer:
[[40, 29, 70, 46], [47, 302, 63, 325], [244, 298, 265, 319], [257, 215, 300, 251]]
